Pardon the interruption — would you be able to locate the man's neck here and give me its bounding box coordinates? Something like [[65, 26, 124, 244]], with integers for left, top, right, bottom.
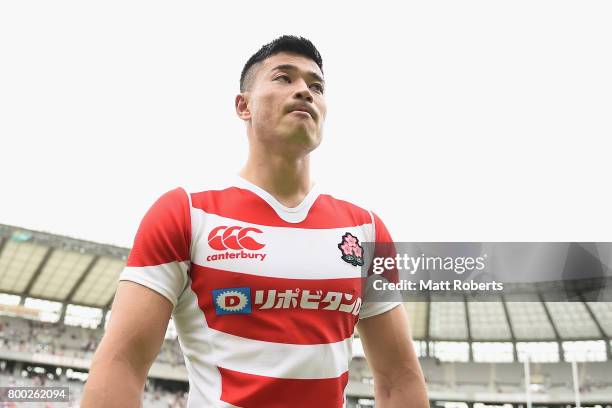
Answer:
[[239, 153, 313, 208]]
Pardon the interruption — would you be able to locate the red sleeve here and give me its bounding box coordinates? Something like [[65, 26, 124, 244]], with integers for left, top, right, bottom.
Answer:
[[127, 187, 192, 267], [373, 212, 393, 243], [372, 212, 398, 282], [359, 212, 401, 319]]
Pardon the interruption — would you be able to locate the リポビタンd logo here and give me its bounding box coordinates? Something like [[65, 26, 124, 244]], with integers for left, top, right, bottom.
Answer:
[[338, 232, 364, 266], [213, 287, 252, 315]]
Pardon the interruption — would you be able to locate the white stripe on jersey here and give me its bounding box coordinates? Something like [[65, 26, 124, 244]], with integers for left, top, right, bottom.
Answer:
[[190, 209, 374, 279], [208, 327, 351, 379]]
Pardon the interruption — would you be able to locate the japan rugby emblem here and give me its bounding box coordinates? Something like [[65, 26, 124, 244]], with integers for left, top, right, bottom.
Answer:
[[338, 232, 364, 266]]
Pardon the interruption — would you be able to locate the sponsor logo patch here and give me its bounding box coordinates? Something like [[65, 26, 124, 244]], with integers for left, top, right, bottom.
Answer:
[[255, 289, 362, 315], [212, 287, 362, 316], [213, 287, 252, 315]]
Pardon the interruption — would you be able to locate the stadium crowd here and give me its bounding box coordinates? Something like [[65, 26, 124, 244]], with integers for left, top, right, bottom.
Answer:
[[0, 315, 184, 366]]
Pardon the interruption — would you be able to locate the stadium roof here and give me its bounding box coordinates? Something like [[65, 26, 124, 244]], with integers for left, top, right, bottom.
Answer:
[[0, 223, 611, 345], [0, 224, 128, 309]]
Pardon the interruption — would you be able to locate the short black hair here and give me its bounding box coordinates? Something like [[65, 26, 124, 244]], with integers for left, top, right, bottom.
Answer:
[[240, 35, 323, 92]]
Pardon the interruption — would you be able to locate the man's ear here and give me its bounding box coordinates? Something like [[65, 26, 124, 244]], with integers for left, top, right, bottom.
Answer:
[[235, 93, 251, 121]]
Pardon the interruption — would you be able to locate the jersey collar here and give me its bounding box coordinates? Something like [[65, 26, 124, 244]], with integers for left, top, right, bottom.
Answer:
[[234, 175, 320, 224]]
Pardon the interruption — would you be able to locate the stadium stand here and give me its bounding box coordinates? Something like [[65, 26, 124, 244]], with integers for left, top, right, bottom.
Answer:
[[1, 223, 611, 407]]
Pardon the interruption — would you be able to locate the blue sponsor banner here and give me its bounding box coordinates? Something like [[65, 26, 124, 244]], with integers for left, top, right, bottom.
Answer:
[[213, 287, 252, 315]]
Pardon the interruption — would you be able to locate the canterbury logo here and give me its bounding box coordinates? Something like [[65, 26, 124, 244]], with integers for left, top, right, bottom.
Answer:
[[208, 226, 265, 251]]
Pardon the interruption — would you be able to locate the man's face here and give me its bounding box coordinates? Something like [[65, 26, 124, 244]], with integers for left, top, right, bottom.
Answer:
[[242, 52, 327, 155]]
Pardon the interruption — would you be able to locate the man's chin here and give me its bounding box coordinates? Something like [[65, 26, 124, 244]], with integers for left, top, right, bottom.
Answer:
[[276, 128, 322, 154], [290, 129, 320, 144]]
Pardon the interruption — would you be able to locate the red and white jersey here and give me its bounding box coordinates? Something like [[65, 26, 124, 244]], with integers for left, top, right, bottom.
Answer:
[[119, 176, 399, 408]]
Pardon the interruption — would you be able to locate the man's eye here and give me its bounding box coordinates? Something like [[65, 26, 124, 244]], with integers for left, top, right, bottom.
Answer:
[[275, 75, 291, 83], [310, 83, 324, 93]]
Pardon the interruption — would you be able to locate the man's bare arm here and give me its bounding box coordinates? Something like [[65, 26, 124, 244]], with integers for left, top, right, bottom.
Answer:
[[357, 305, 429, 408], [81, 281, 173, 407]]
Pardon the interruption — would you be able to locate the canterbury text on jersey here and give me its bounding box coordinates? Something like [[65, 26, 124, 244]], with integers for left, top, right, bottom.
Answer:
[[119, 176, 400, 408]]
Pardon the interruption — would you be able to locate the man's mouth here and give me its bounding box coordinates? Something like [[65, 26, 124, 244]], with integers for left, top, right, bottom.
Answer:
[[288, 105, 315, 119], [291, 109, 312, 118]]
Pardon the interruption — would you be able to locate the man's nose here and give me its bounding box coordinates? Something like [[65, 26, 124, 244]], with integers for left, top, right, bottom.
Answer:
[[293, 80, 313, 103]]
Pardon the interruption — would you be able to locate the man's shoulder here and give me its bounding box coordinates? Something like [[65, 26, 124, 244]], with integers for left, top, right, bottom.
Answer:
[[183, 175, 242, 197], [319, 193, 371, 215], [314, 184, 374, 221]]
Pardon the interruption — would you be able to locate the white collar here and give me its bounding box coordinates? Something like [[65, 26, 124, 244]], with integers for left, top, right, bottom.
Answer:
[[234, 175, 320, 223]]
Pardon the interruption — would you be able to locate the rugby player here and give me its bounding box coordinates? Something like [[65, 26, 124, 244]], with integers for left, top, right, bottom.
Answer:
[[82, 35, 428, 408]]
